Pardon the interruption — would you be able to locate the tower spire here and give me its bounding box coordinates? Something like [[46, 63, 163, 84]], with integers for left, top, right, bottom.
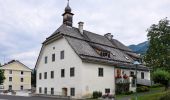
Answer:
[[62, 0, 74, 27], [67, 0, 69, 5]]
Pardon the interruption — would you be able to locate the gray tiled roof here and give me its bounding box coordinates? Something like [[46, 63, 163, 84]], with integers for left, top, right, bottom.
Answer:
[[44, 24, 150, 71]]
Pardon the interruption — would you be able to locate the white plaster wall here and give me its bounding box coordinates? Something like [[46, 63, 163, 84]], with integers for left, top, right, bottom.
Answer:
[[81, 62, 115, 97], [36, 37, 83, 98]]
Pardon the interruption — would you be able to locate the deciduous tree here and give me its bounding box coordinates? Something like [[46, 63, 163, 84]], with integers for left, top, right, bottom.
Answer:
[[152, 69, 170, 91], [144, 18, 170, 71]]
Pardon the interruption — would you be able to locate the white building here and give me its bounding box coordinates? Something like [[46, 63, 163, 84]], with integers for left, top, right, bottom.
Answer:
[[35, 2, 151, 99]]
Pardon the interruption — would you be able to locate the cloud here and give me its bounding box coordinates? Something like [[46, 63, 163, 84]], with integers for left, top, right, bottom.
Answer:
[[0, 0, 170, 68]]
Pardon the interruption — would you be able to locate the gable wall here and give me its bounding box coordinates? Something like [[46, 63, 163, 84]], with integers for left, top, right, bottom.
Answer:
[[36, 37, 83, 97], [2, 62, 31, 72], [0, 62, 31, 90]]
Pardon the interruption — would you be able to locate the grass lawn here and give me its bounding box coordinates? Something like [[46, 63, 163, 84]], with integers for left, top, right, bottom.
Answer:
[[131, 88, 170, 100], [116, 87, 166, 100], [87, 87, 167, 100]]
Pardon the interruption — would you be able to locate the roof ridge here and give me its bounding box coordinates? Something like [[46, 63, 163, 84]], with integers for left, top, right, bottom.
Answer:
[[63, 34, 134, 53]]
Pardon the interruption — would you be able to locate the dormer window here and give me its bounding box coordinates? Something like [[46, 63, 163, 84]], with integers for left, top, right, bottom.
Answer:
[[100, 51, 110, 58], [91, 45, 111, 58]]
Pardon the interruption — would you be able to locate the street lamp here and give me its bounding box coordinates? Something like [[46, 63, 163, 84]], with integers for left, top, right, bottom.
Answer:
[[133, 61, 140, 100]]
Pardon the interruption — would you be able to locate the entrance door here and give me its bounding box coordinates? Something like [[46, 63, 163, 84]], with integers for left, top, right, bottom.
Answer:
[[9, 85, 12, 91], [21, 85, 23, 90], [62, 88, 67, 96]]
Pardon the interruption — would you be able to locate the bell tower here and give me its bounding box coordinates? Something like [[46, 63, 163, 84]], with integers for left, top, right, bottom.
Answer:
[[62, 0, 74, 27]]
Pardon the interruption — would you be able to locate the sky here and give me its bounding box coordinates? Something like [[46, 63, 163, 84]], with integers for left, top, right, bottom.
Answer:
[[0, 0, 170, 69]]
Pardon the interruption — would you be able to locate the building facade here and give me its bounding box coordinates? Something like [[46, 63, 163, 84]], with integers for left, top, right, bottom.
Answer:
[[35, 2, 150, 99], [0, 60, 32, 91]]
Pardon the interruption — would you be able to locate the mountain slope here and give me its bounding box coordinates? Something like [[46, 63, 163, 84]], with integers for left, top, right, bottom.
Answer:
[[128, 41, 149, 54]]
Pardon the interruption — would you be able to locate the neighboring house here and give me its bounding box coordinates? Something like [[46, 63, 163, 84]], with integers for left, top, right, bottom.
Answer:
[[0, 60, 32, 91], [35, 2, 151, 99]]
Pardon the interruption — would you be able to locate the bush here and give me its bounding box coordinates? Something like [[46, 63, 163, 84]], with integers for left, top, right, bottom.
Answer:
[[108, 94, 115, 99], [11, 90, 16, 95], [137, 86, 150, 92], [153, 69, 170, 91], [3, 90, 8, 94], [92, 91, 102, 99], [150, 84, 163, 88], [124, 91, 133, 95], [102, 94, 115, 99], [159, 91, 170, 100]]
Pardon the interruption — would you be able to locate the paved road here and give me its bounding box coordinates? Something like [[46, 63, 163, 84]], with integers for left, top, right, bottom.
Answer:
[[0, 95, 66, 100]]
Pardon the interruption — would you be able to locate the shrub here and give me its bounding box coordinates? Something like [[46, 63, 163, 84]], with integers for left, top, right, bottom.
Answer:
[[92, 91, 102, 99], [137, 86, 150, 92], [124, 91, 133, 95], [159, 91, 170, 100], [108, 94, 115, 99], [150, 84, 163, 88], [102, 94, 115, 99], [11, 90, 16, 95], [3, 90, 8, 94]]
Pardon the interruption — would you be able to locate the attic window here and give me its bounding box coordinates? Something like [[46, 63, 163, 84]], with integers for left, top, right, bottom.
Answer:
[[100, 51, 110, 58], [95, 49, 110, 58]]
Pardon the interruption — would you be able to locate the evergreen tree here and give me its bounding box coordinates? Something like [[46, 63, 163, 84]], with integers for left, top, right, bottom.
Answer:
[[144, 18, 170, 71], [31, 69, 36, 87], [0, 64, 5, 84]]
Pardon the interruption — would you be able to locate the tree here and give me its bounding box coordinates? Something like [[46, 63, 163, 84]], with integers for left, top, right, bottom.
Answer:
[[144, 18, 170, 71], [0, 64, 5, 84], [152, 69, 170, 91], [31, 69, 36, 87]]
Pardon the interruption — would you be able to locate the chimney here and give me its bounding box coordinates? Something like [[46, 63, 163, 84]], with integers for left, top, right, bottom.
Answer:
[[104, 33, 113, 40], [78, 22, 84, 34]]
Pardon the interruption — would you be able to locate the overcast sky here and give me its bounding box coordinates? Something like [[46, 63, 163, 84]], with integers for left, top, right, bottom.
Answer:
[[0, 0, 170, 68]]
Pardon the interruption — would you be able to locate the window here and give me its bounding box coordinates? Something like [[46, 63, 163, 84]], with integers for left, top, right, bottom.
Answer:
[[9, 70, 12, 74], [61, 69, 65, 78], [45, 56, 48, 64], [141, 72, 144, 79], [39, 73, 42, 80], [21, 71, 24, 75], [9, 77, 12, 82], [70, 88, 75, 96], [21, 85, 23, 90], [60, 50, 64, 59], [52, 54, 55, 62], [51, 71, 54, 79], [130, 71, 134, 77], [105, 88, 110, 94], [44, 72, 47, 79], [100, 51, 110, 58], [98, 68, 104, 77], [44, 87, 47, 94], [95, 48, 110, 58], [70, 67, 75, 77], [132, 78, 135, 87], [21, 78, 24, 82], [51, 88, 54, 95], [39, 87, 42, 93]]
